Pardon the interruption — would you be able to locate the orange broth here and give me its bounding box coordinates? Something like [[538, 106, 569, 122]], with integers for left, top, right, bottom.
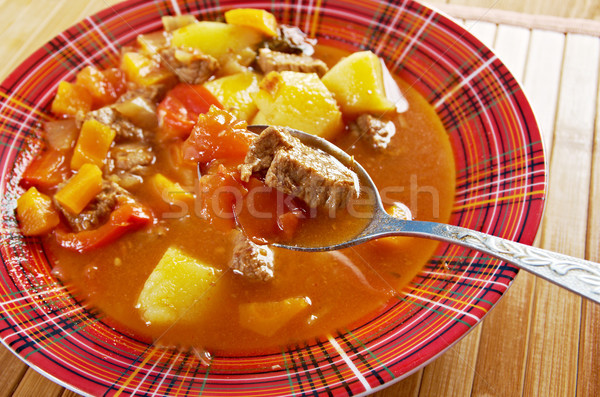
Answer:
[[41, 46, 455, 354]]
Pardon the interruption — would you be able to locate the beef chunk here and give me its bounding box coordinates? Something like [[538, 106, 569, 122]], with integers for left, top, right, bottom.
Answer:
[[241, 126, 359, 210], [118, 85, 166, 104], [230, 231, 274, 282], [80, 106, 148, 142], [159, 47, 219, 84], [257, 48, 328, 77], [240, 126, 296, 181], [107, 143, 155, 173], [265, 25, 316, 55], [104, 143, 155, 188], [55, 181, 128, 232], [351, 114, 396, 150]]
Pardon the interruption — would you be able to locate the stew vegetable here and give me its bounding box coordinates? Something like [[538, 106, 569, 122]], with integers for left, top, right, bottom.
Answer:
[[15, 9, 455, 352]]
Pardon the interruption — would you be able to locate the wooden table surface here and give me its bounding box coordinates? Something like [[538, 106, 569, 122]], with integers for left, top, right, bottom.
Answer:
[[1, 1, 600, 396]]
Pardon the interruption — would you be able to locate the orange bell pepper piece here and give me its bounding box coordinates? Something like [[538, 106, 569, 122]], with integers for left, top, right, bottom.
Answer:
[[54, 163, 103, 214]]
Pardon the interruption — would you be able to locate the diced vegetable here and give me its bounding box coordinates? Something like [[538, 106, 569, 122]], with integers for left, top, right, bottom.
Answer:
[[21, 149, 70, 190], [121, 51, 176, 87], [203, 72, 261, 121], [157, 83, 222, 141], [196, 164, 247, 231], [44, 119, 78, 151], [238, 297, 311, 337], [182, 106, 254, 163], [75, 66, 126, 107], [150, 173, 194, 205], [224, 9, 278, 37], [136, 246, 222, 325], [171, 21, 263, 62], [136, 31, 169, 55], [252, 71, 344, 140], [164, 141, 197, 188], [16, 187, 60, 236], [70, 119, 116, 170], [161, 15, 197, 32], [50, 81, 93, 117], [54, 163, 103, 214], [55, 202, 153, 252], [321, 51, 395, 115], [113, 96, 158, 130]]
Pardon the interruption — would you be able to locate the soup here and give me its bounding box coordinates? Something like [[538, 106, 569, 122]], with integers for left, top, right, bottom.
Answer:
[[15, 9, 455, 354]]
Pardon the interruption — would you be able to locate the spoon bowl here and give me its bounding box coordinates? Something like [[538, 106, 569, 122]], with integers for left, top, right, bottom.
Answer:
[[248, 125, 600, 305]]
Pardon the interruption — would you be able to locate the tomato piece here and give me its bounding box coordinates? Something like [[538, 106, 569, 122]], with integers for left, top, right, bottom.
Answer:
[[54, 202, 153, 253], [76, 66, 126, 107], [182, 106, 255, 163], [196, 164, 247, 231], [157, 83, 222, 140], [21, 149, 70, 190], [234, 177, 305, 243]]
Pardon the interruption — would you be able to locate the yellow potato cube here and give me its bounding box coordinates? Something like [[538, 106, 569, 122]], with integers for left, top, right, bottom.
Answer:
[[251, 71, 344, 140], [204, 72, 261, 121], [321, 51, 395, 115], [239, 297, 311, 337], [137, 246, 222, 326], [171, 21, 263, 62], [225, 9, 278, 37], [121, 51, 175, 87]]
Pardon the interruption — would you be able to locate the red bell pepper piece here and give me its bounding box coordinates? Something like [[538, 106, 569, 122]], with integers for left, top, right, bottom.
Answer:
[[157, 83, 222, 140], [21, 149, 70, 190], [54, 202, 153, 252]]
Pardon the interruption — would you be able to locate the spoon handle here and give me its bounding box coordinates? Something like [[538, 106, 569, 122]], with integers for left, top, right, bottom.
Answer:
[[380, 218, 600, 304]]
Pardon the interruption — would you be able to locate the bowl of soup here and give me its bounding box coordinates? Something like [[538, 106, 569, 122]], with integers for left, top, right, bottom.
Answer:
[[0, 0, 545, 395]]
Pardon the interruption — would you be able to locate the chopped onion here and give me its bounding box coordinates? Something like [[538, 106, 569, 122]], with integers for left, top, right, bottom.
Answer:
[[113, 96, 158, 130], [44, 118, 78, 150]]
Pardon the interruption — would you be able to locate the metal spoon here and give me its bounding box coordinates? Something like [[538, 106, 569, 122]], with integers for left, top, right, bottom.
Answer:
[[248, 125, 600, 305]]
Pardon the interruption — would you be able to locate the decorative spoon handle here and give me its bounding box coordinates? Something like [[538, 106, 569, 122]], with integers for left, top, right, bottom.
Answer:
[[369, 215, 600, 304]]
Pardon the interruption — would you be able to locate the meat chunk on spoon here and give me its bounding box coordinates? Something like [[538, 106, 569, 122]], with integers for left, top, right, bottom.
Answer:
[[240, 126, 359, 210]]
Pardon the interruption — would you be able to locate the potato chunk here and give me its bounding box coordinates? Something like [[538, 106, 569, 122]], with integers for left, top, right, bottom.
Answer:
[[171, 21, 263, 62], [136, 246, 222, 326], [251, 71, 343, 140], [224, 9, 278, 37], [16, 187, 60, 236], [203, 72, 261, 121], [238, 297, 310, 337], [321, 50, 395, 115]]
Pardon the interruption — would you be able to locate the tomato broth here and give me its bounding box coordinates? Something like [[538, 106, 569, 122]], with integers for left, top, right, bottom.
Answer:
[[17, 12, 456, 354]]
